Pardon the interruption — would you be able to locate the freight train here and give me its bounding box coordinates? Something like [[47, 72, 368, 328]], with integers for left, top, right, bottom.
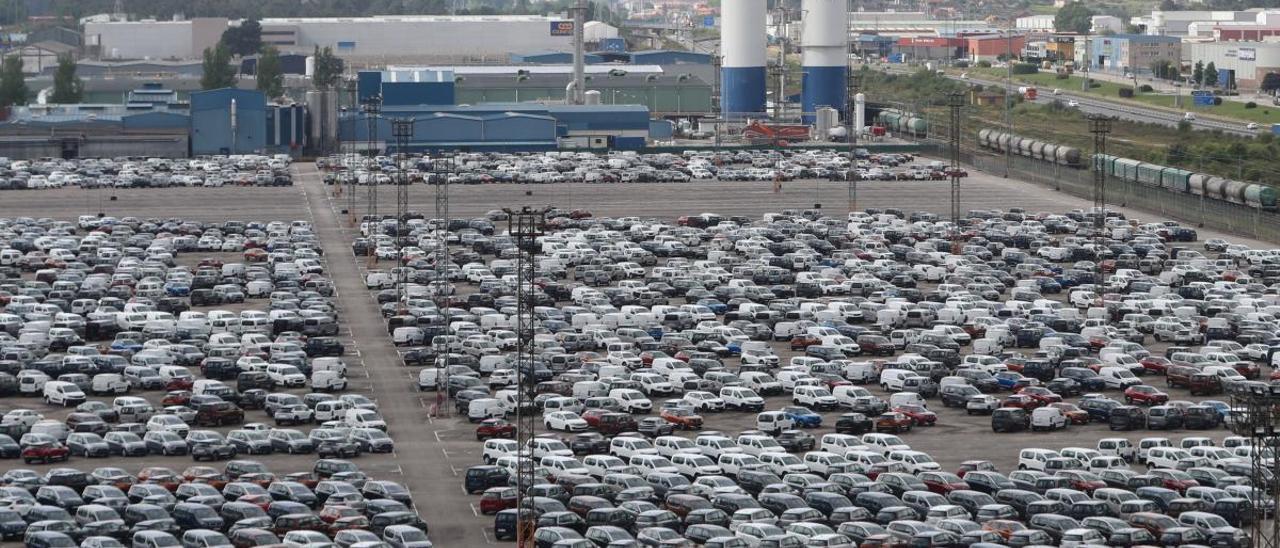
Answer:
[[874, 109, 928, 138], [977, 129, 1084, 168], [1094, 154, 1277, 210], [977, 128, 1277, 210]]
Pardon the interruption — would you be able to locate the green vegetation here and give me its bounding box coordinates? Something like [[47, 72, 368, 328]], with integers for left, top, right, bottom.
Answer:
[[0, 55, 27, 107], [50, 54, 83, 104], [963, 66, 1280, 124], [200, 45, 237, 90], [255, 46, 284, 98], [312, 46, 345, 90], [220, 19, 262, 57], [1054, 2, 1096, 33], [862, 68, 1280, 186]]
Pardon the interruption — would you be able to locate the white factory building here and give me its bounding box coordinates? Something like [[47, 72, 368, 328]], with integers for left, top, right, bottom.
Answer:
[[86, 15, 582, 64]]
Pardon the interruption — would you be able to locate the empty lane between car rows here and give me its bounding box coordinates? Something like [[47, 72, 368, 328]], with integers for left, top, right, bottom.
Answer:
[[296, 164, 490, 546]]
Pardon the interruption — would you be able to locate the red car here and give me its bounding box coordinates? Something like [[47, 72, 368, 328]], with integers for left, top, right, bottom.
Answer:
[[21, 442, 69, 464], [1140, 356, 1172, 374], [1049, 403, 1090, 425], [580, 408, 610, 427], [874, 412, 914, 433], [475, 418, 516, 441], [1017, 386, 1063, 405], [319, 505, 361, 524], [893, 405, 937, 426], [1060, 471, 1107, 493], [1124, 385, 1169, 406], [1231, 361, 1260, 380], [479, 487, 518, 514], [660, 408, 704, 430], [790, 335, 821, 351], [1000, 394, 1043, 410], [956, 460, 996, 478], [160, 391, 192, 406], [919, 471, 969, 494]]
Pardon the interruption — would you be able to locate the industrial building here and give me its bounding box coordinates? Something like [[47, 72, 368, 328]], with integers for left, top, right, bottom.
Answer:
[[891, 37, 967, 62], [337, 103, 650, 151], [967, 34, 1029, 63], [85, 17, 228, 60], [1129, 9, 1264, 37], [1187, 41, 1280, 90], [83, 15, 589, 64], [355, 65, 711, 116], [1082, 34, 1181, 74]]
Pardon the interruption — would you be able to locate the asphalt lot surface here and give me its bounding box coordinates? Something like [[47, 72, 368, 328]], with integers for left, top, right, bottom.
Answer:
[[0, 159, 1273, 547]]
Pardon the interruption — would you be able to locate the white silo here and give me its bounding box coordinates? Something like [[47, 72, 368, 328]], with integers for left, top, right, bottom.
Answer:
[[854, 92, 866, 135], [801, 0, 848, 123], [721, 0, 767, 118]]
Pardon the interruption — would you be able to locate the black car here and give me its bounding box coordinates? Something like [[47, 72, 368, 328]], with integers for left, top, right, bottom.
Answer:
[[835, 413, 873, 435], [569, 433, 609, 455], [305, 337, 345, 357], [637, 417, 675, 438], [774, 430, 816, 452]]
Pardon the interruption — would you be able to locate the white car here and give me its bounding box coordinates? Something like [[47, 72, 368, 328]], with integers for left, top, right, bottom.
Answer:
[[683, 391, 725, 411], [1247, 122, 1259, 130], [543, 411, 589, 432], [145, 414, 190, 437], [1067, 100, 1079, 108]]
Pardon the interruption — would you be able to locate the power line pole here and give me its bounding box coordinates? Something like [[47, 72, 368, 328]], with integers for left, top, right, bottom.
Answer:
[[1227, 387, 1280, 548], [847, 69, 861, 215], [1004, 28, 1014, 178], [505, 206, 549, 548], [345, 78, 358, 224]]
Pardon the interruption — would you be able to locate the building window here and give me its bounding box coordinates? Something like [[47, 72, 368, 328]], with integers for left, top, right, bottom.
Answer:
[[337, 41, 356, 51]]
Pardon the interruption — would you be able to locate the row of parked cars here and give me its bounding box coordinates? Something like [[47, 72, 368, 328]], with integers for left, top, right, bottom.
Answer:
[[0, 155, 293, 190], [329, 192, 1280, 548], [0, 213, 431, 546], [317, 149, 934, 186], [5, 458, 427, 548]]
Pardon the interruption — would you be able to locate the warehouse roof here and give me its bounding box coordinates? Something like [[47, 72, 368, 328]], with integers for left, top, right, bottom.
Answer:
[[452, 72, 708, 90]]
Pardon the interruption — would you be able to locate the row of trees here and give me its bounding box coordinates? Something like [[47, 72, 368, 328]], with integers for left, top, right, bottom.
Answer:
[[200, 18, 344, 98], [0, 53, 80, 107]]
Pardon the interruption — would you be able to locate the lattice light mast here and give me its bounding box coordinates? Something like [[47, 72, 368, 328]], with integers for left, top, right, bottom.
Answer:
[[363, 94, 383, 220], [503, 206, 548, 548], [432, 155, 453, 417], [1089, 115, 1112, 282], [391, 118, 414, 305], [345, 78, 358, 221], [948, 92, 963, 238], [1227, 384, 1280, 546]]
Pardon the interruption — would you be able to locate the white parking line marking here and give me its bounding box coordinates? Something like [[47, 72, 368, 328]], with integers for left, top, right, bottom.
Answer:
[[470, 503, 480, 517]]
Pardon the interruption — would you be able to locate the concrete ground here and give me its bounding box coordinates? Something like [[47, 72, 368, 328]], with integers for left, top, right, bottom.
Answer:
[[0, 158, 1271, 547]]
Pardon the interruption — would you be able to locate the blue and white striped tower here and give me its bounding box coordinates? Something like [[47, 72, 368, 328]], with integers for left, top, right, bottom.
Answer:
[[801, 0, 848, 123], [721, 0, 767, 118]]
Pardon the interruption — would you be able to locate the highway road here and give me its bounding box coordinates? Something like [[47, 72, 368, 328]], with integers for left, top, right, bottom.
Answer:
[[882, 65, 1259, 137]]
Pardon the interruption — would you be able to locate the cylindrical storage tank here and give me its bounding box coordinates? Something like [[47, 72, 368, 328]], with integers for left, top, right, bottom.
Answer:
[[800, 0, 848, 123], [1042, 143, 1058, 163], [906, 117, 927, 136], [854, 93, 865, 133], [1205, 176, 1229, 200], [1032, 141, 1049, 160], [721, 0, 767, 118], [305, 56, 316, 78], [1189, 173, 1209, 196], [1057, 146, 1079, 167], [978, 128, 991, 148], [997, 133, 1013, 152], [1244, 184, 1276, 208], [1019, 139, 1035, 157], [584, 90, 602, 105], [1223, 180, 1250, 204], [815, 107, 838, 137]]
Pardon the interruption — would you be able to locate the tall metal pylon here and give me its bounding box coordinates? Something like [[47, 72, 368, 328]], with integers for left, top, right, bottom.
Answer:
[[431, 154, 453, 418], [948, 92, 963, 240], [345, 78, 358, 222], [391, 118, 414, 305], [503, 206, 548, 548], [1089, 115, 1112, 284], [846, 70, 861, 215], [363, 94, 383, 221]]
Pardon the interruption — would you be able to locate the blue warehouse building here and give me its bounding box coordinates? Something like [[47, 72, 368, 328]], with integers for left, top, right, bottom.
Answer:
[[190, 88, 308, 156], [341, 68, 656, 151]]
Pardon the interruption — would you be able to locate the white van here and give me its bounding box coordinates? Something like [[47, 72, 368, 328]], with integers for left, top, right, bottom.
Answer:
[[1018, 448, 1061, 471], [1097, 367, 1141, 389], [91, 374, 129, 395], [1031, 407, 1068, 431], [888, 392, 926, 409], [468, 398, 504, 422], [43, 380, 86, 407], [755, 411, 795, 435]]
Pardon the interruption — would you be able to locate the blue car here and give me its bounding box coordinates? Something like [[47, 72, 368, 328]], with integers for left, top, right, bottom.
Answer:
[[782, 406, 823, 428], [110, 339, 143, 354], [164, 282, 191, 297], [1200, 400, 1231, 419], [697, 299, 727, 315], [993, 371, 1027, 390]]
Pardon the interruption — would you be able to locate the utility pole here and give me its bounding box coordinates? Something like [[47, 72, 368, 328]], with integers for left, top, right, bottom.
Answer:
[[1082, 30, 1091, 92], [1227, 388, 1280, 548], [772, 6, 791, 119], [1004, 28, 1014, 178], [505, 206, 549, 548]]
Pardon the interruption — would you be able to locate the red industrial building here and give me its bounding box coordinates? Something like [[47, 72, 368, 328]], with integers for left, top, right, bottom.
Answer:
[[966, 34, 1028, 62], [1214, 25, 1280, 41]]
